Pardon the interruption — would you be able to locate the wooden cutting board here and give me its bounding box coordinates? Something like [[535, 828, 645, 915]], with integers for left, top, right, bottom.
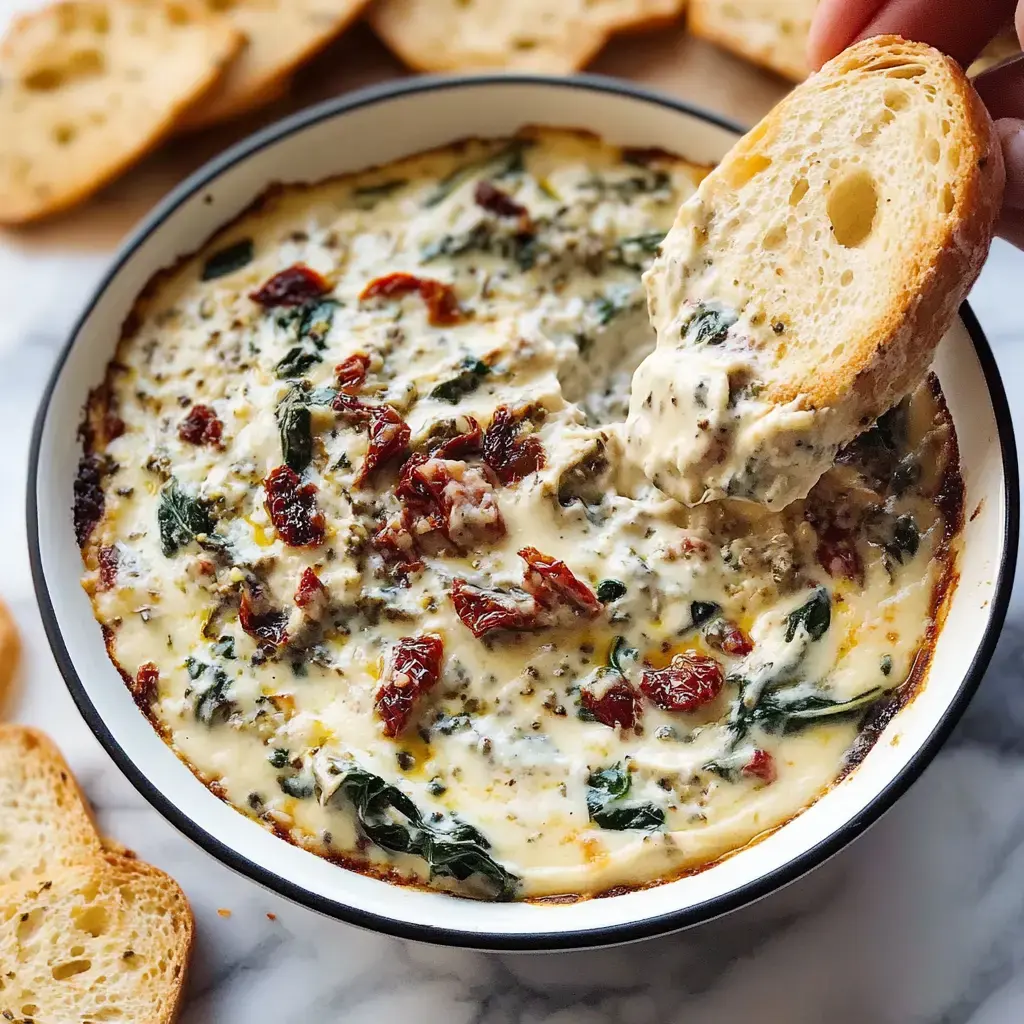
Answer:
[[2, 19, 791, 252]]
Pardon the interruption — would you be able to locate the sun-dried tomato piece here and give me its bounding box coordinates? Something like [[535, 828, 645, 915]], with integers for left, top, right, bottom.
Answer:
[[743, 749, 776, 783], [250, 263, 330, 307], [451, 579, 538, 638], [581, 676, 641, 729], [131, 662, 159, 710], [430, 418, 483, 460], [640, 653, 724, 713], [360, 272, 464, 327], [294, 567, 327, 609], [264, 466, 325, 547], [816, 526, 864, 584], [73, 455, 105, 548], [483, 406, 545, 485], [336, 353, 371, 394], [178, 404, 224, 447], [474, 180, 528, 219], [376, 634, 444, 738], [97, 545, 119, 590], [519, 547, 600, 618], [358, 405, 411, 484], [239, 585, 289, 648], [704, 618, 754, 657]]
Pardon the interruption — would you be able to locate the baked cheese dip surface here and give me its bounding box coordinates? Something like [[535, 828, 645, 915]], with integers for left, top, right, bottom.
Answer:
[[76, 130, 962, 901]]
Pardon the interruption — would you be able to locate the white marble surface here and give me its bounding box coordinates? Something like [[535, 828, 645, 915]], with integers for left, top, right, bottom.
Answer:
[[3, 8, 1024, 1020]]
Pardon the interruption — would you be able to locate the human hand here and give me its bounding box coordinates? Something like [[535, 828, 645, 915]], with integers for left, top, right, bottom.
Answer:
[[809, 0, 1024, 248]]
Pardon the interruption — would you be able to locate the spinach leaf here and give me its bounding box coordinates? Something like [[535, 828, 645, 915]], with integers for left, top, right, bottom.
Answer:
[[157, 478, 218, 558], [684, 303, 738, 346], [596, 579, 627, 603], [212, 635, 236, 659], [268, 748, 289, 769], [421, 225, 491, 263], [194, 667, 232, 725], [608, 636, 638, 676], [880, 655, 893, 677], [276, 385, 313, 473], [617, 231, 665, 253], [747, 686, 886, 733], [297, 299, 337, 347], [424, 140, 532, 208], [275, 347, 322, 379], [201, 239, 254, 281], [352, 179, 408, 210], [430, 359, 490, 404], [278, 772, 314, 799], [325, 762, 518, 899], [586, 763, 664, 832], [784, 587, 831, 643]]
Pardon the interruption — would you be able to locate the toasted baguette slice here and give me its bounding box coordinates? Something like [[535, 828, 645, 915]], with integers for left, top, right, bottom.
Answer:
[[0, 854, 194, 1024], [0, 0, 242, 224], [0, 726, 103, 885], [368, 0, 686, 74], [628, 37, 1004, 510], [179, 0, 367, 130], [688, 0, 816, 81], [0, 599, 20, 713]]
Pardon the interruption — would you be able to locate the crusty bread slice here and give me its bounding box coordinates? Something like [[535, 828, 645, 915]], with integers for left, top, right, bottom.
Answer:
[[367, 0, 686, 73], [0, 854, 194, 1024], [178, 0, 367, 130], [632, 37, 1003, 509], [0, 726, 103, 885], [0, 599, 20, 714], [688, 0, 816, 81], [0, 0, 242, 224]]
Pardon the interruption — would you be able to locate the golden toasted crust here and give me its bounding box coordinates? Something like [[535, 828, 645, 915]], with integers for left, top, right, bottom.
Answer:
[[687, 0, 815, 82], [367, 0, 686, 74], [179, 0, 368, 130], [0, 0, 243, 225], [0, 600, 20, 713]]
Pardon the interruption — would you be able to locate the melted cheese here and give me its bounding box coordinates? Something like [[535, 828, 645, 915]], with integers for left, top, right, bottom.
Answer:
[[79, 130, 960, 901]]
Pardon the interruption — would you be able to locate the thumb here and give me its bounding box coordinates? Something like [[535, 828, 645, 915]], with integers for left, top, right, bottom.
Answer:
[[993, 119, 1024, 246]]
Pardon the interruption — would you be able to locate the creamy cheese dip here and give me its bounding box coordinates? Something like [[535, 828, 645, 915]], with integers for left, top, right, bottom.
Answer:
[[627, 195, 862, 511], [76, 130, 962, 901]]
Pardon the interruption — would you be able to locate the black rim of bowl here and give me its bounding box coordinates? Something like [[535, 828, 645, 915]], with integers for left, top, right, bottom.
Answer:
[[28, 72, 1021, 951]]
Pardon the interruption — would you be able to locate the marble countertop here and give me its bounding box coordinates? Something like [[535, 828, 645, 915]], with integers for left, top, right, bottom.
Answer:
[[3, 6, 1024, 1021]]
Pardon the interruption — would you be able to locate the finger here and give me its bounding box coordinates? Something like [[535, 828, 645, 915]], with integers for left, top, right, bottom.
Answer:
[[975, 55, 1024, 120], [810, 0, 1018, 70], [995, 118, 1024, 211], [995, 208, 1024, 248], [808, 0, 888, 69]]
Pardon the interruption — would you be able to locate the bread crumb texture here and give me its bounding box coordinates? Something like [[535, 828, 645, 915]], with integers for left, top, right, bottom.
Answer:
[[0, 857, 193, 1024]]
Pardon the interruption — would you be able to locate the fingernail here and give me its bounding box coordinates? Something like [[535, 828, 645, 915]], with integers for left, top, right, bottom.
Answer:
[[996, 119, 1024, 210]]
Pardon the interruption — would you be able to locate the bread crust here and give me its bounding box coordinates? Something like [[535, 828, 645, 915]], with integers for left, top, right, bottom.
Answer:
[[0, 0, 243, 225], [179, 0, 368, 131], [778, 37, 1003, 409]]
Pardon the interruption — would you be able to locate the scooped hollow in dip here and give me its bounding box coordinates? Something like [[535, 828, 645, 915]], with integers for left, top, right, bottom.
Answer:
[[76, 129, 962, 901]]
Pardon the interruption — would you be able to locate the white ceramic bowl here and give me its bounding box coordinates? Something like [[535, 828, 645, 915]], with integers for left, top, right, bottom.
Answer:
[[29, 75, 1019, 950]]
